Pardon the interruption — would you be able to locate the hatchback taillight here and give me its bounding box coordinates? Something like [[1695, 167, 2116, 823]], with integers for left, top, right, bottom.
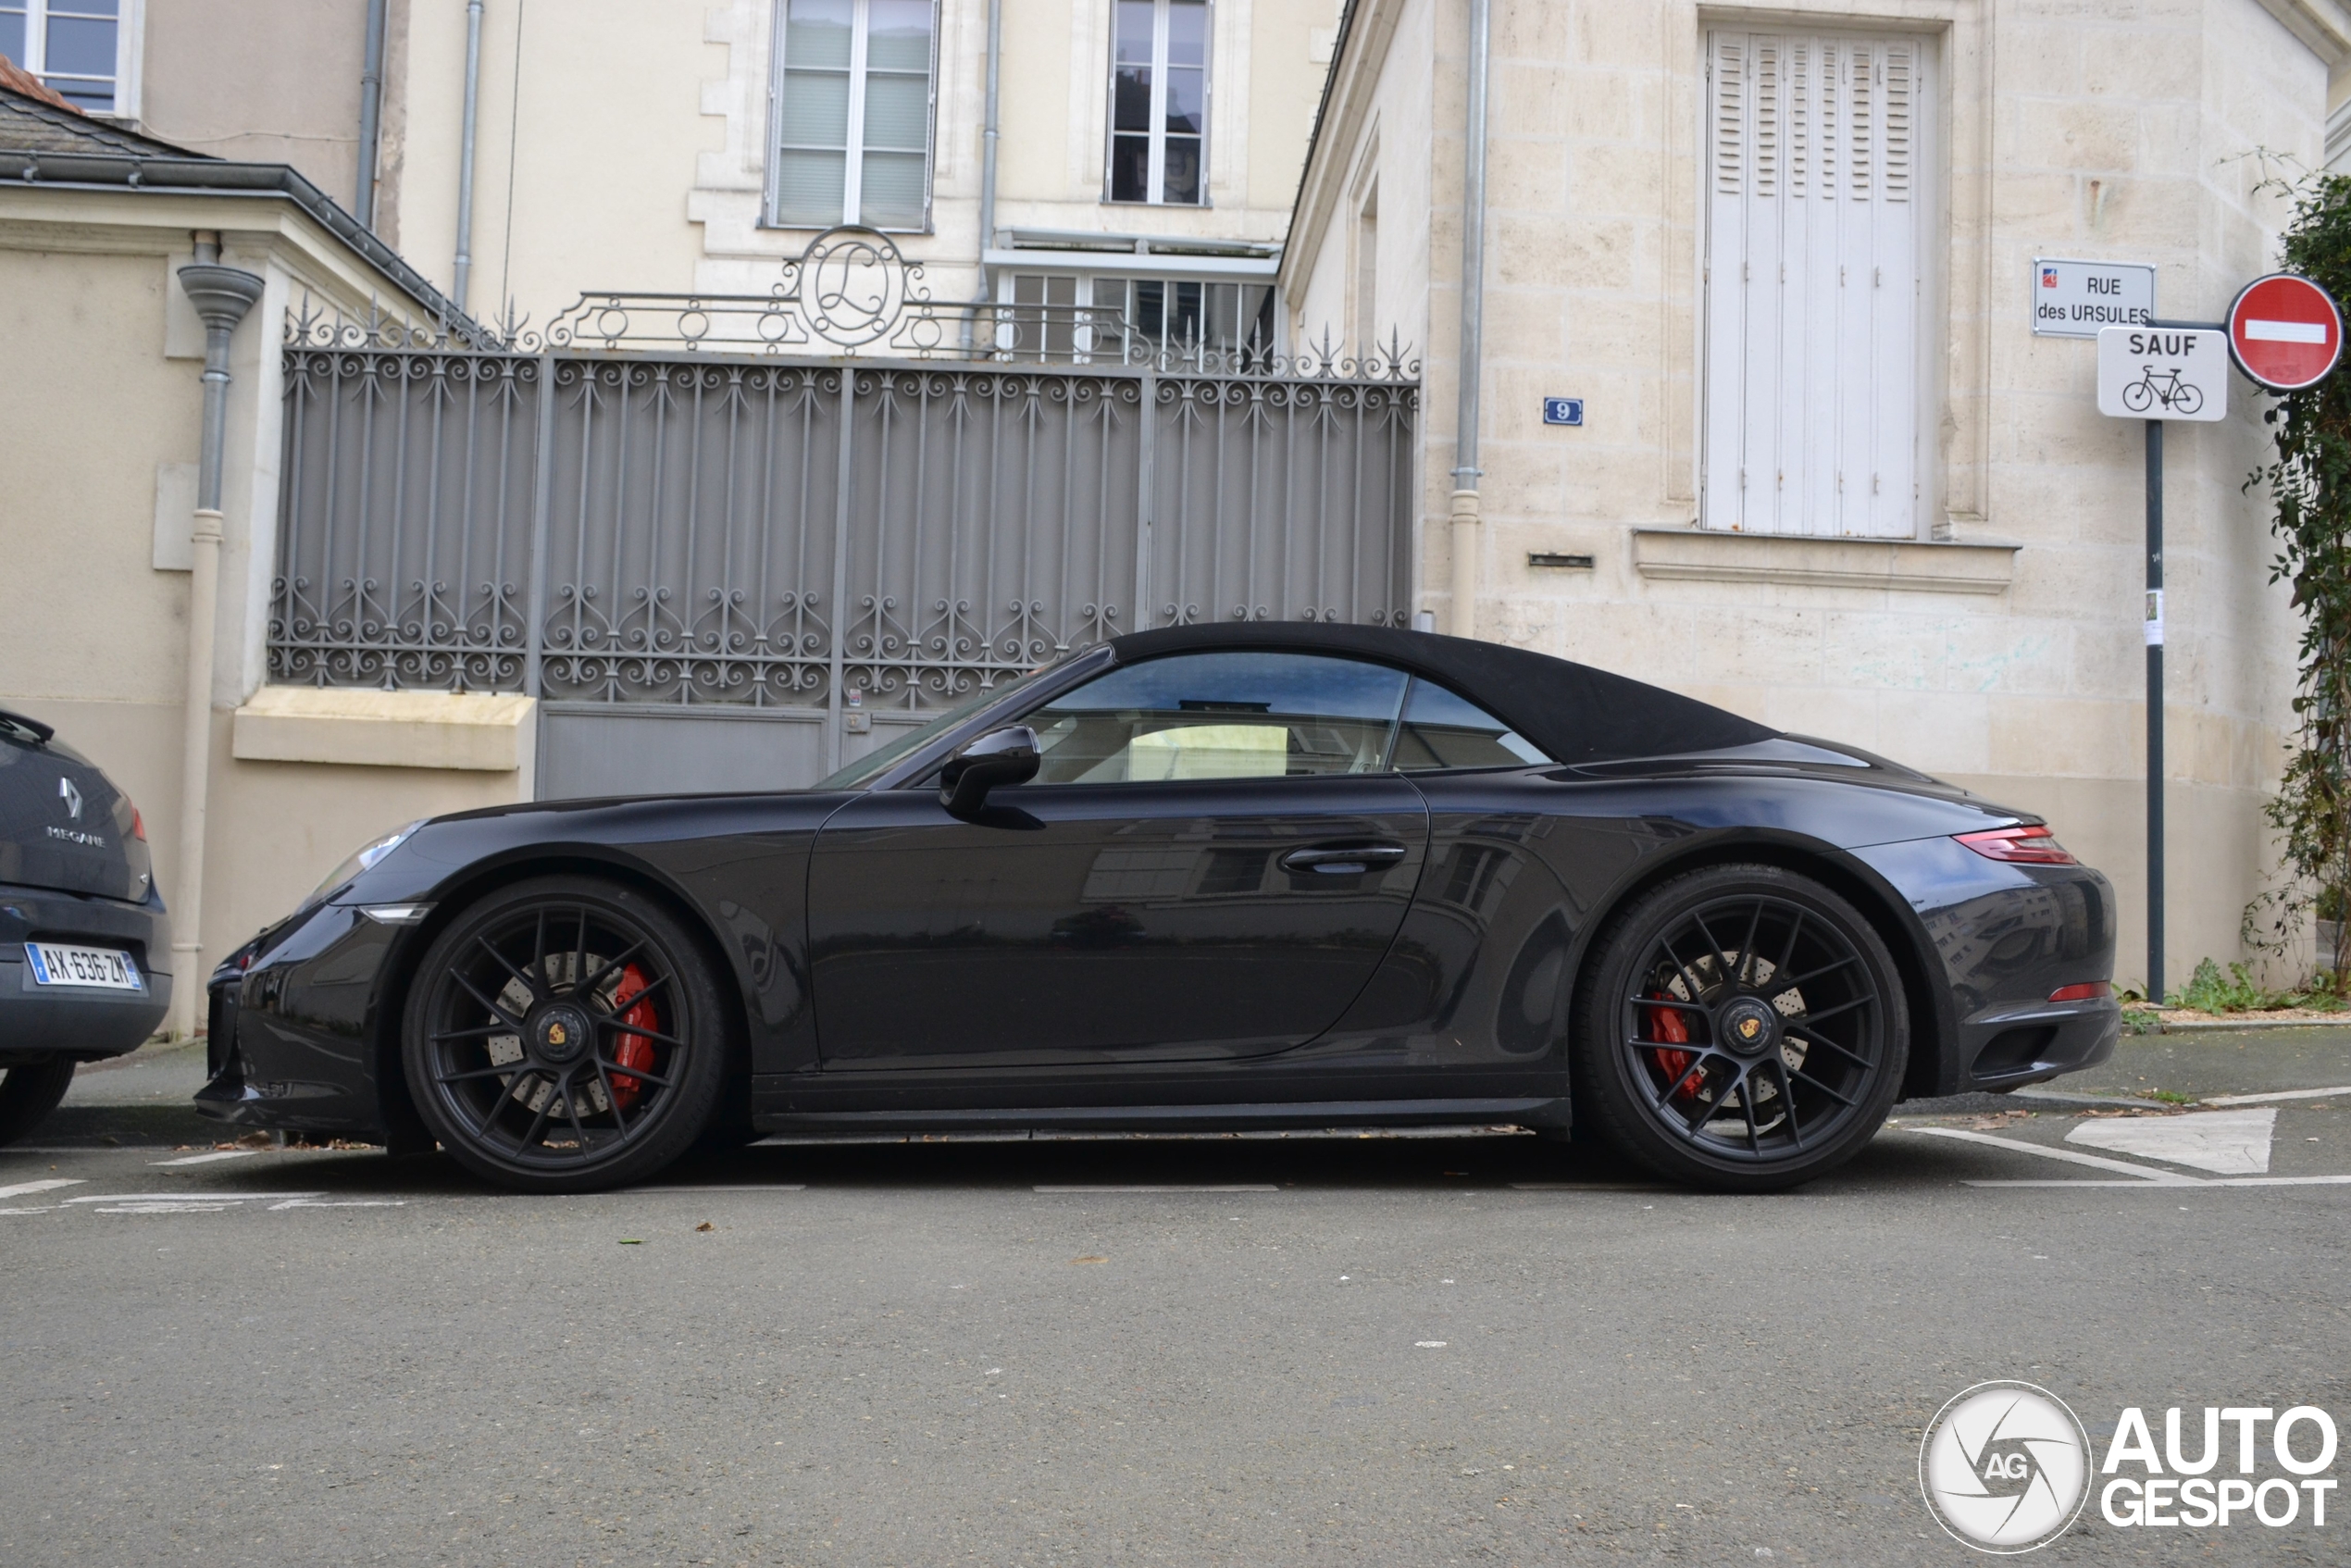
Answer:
[[130, 805, 146, 841], [1955, 824, 2077, 865]]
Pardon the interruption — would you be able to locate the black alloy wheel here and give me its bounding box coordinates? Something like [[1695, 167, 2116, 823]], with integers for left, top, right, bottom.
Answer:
[[1571, 865, 1908, 1191], [402, 876, 728, 1193]]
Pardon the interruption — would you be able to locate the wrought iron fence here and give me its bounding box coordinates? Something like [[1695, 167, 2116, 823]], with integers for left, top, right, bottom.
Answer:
[[268, 227, 1420, 784]]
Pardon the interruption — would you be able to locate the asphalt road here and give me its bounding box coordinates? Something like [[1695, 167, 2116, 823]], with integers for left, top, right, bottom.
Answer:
[[4, 1032, 2348, 1566]]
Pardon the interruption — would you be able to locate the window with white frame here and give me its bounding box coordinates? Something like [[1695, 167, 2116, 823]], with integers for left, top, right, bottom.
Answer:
[[1108, 0, 1208, 205], [1702, 31, 1925, 538], [1, 0, 124, 114], [767, 0, 938, 230], [1004, 272, 1271, 362]]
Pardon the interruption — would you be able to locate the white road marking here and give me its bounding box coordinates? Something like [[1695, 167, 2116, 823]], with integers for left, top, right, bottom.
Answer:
[[0, 1206, 68, 1214], [1905, 1126, 2196, 1182], [1033, 1184, 1279, 1193], [62, 1191, 325, 1204], [149, 1151, 260, 1166], [267, 1198, 406, 1210], [1966, 1175, 2351, 1188], [0, 1178, 83, 1200], [2204, 1084, 2351, 1107], [611, 1184, 809, 1194], [97, 1201, 243, 1213], [2067, 1108, 2275, 1175]]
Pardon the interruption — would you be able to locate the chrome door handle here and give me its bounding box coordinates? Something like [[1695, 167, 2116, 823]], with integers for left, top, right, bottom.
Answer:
[[1280, 843, 1410, 875]]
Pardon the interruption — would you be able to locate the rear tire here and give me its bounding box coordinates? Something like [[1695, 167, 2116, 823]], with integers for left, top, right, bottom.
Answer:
[[1571, 864, 1907, 1192], [0, 1057, 78, 1147], [401, 876, 731, 1194]]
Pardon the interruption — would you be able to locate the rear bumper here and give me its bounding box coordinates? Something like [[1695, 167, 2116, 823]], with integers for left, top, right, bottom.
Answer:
[[0, 882, 171, 1061]]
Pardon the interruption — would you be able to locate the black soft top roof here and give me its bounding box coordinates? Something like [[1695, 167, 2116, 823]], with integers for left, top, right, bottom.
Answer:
[[1105, 623, 1774, 766]]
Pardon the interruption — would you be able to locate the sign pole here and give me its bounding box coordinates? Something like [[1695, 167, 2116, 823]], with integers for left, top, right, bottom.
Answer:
[[2144, 418, 2164, 1004]]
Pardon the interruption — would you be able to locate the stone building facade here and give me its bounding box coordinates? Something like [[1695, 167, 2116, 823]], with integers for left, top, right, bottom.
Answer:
[[1281, 0, 2350, 986]]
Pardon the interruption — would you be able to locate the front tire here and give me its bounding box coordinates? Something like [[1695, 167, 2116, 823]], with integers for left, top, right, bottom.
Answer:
[[402, 876, 730, 1194], [1571, 865, 1908, 1192], [0, 1057, 77, 1147]]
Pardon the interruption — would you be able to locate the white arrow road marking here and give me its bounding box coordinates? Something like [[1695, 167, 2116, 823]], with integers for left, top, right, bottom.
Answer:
[[0, 1178, 84, 1201], [1906, 1126, 2196, 1182], [266, 1198, 407, 1210], [2204, 1084, 2351, 1107], [2067, 1108, 2275, 1175], [150, 1151, 261, 1166], [2246, 318, 2330, 343]]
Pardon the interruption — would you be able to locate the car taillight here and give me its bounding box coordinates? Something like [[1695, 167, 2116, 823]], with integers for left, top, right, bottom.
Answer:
[[2048, 981, 2110, 1003], [1955, 824, 2077, 865], [130, 805, 146, 841]]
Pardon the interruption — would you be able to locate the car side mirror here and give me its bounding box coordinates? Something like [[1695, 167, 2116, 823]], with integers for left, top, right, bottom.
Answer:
[[939, 726, 1040, 819]]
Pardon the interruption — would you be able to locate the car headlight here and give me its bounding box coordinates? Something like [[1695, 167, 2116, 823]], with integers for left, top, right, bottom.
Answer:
[[305, 819, 427, 910]]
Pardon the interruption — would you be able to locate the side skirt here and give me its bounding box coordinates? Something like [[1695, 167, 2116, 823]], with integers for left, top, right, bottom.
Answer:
[[752, 1096, 1572, 1138]]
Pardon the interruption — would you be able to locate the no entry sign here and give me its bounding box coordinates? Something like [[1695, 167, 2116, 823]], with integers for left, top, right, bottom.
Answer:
[[2226, 273, 2342, 391]]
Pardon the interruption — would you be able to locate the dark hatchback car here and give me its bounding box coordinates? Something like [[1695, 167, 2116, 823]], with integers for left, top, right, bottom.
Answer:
[[0, 708, 171, 1144], [201, 625, 2120, 1193]]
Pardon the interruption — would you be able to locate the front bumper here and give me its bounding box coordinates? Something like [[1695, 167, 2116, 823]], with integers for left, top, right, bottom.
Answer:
[[196, 901, 407, 1137], [0, 881, 171, 1060]]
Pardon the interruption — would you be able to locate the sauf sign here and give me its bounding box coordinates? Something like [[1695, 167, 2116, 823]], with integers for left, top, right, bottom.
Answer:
[[2096, 327, 2229, 421]]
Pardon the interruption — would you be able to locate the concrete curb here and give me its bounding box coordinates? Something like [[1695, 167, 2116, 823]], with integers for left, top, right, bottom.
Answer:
[[2122, 1014, 2351, 1036]]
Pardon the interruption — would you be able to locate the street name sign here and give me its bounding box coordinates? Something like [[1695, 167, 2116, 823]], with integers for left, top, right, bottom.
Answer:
[[2096, 327, 2228, 421], [2033, 257, 2155, 338], [2226, 273, 2342, 392]]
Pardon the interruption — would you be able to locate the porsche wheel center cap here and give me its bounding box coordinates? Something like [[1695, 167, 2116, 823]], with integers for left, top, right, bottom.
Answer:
[[533, 1003, 591, 1065], [1719, 998, 1779, 1057]]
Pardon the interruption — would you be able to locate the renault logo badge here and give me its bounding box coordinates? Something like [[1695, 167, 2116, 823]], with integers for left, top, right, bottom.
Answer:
[[57, 777, 81, 821]]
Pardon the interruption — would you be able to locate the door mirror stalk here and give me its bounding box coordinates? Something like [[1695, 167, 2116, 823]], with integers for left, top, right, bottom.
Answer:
[[939, 726, 1041, 818]]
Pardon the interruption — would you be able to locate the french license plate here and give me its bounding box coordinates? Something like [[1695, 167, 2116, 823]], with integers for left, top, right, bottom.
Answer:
[[25, 942, 144, 992]]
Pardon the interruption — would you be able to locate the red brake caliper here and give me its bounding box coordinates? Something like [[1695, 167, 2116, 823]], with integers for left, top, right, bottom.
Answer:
[[608, 964, 658, 1112], [1645, 992, 1701, 1100]]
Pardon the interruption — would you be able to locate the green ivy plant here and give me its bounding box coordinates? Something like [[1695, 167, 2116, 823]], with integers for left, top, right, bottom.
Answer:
[[2245, 170, 2351, 991]]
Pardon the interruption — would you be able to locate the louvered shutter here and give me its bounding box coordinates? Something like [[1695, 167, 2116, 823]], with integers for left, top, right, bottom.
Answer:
[[1703, 32, 1922, 537]]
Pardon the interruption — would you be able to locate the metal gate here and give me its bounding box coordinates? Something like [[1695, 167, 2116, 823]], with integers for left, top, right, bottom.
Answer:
[[268, 230, 1421, 796]]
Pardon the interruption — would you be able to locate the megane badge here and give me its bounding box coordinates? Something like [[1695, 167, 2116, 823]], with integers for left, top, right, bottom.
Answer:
[[58, 777, 81, 820]]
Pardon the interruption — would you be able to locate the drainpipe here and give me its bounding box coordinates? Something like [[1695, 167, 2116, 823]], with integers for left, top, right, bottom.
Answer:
[[1448, 0, 1490, 638], [170, 237, 266, 1039], [969, 0, 1003, 335], [355, 0, 388, 226], [454, 0, 485, 313]]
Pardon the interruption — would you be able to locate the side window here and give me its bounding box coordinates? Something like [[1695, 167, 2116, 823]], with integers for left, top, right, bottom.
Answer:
[[1025, 652, 1408, 784], [1391, 680, 1551, 771]]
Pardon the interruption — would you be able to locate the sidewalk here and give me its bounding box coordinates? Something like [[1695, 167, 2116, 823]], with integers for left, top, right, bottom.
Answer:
[[2055, 1022, 2351, 1102]]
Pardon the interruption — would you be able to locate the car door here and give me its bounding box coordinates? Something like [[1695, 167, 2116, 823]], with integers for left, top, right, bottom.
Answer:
[[807, 650, 1431, 1069]]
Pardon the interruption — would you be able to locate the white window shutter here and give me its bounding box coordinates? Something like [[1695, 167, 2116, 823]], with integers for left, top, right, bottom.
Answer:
[[1702, 31, 1922, 538]]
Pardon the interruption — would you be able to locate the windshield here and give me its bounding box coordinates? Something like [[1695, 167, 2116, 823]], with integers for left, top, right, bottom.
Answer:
[[812, 668, 1040, 790]]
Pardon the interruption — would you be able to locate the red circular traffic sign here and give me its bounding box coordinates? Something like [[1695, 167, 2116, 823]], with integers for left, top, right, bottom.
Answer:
[[2227, 273, 2342, 391]]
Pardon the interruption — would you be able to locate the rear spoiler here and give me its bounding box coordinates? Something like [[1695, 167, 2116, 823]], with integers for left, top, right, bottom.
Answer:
[[0, 708, 56, 745]]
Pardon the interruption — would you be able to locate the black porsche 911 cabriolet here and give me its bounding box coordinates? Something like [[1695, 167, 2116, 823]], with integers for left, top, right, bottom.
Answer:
[[198, 623, 2119, 1192]]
